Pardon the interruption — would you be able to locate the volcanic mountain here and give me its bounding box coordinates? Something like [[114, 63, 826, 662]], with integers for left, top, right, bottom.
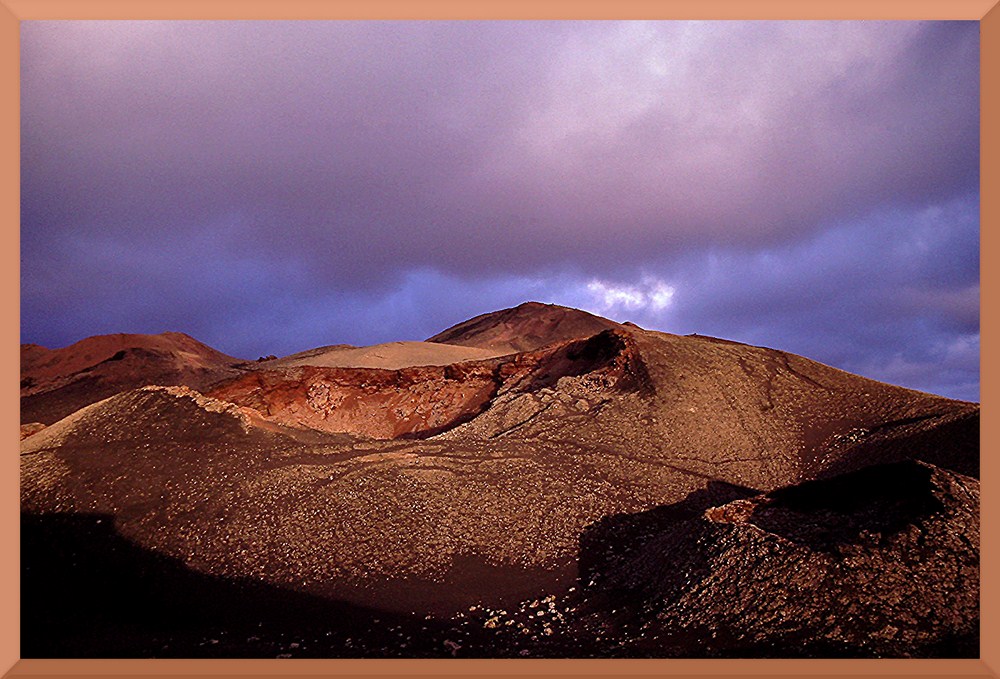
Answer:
[[20, 331, 244, 426], [20, 303, 979, 658], [427, 301, 621, 353]]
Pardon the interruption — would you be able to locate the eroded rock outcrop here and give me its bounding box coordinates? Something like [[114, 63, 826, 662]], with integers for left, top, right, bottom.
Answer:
[[20, 422, 47, 440], [207, 329, 650, 440]]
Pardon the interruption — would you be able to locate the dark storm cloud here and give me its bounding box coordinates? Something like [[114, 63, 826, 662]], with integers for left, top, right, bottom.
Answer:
[[569, 194, 980, 401], [22, 21, 978, 279], [20, 21, 979, 400]]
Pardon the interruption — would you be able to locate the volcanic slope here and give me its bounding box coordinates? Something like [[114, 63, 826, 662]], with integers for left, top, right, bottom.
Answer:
[[20, 303, 979, 657], [443, 323, 979, 488], [210, 315, 978, 487], [21, 332, 245, 425]]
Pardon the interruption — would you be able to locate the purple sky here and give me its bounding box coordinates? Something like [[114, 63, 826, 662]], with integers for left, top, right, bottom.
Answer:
[[20, 21, 979, 401]]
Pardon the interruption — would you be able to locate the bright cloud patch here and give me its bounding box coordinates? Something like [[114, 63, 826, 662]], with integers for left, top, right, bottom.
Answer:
[[586, 277, 676, 312]]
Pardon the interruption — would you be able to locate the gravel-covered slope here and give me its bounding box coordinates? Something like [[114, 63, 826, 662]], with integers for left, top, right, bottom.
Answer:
[[574, 459, 979, 658]]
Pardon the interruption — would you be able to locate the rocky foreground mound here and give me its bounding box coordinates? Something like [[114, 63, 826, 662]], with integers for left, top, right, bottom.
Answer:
[[20, 302, 979, 658], [575, 459, 978, 658]]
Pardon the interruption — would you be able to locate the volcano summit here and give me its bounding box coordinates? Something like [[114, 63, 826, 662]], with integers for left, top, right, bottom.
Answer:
[[20, 302, 979, 658]]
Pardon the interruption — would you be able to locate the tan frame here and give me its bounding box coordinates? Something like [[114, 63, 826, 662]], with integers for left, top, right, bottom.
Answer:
[[3, 2, 995, 677]]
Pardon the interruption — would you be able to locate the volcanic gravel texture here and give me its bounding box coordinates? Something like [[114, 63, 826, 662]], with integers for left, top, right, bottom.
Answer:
[[576, 460, 979, 658], [20, 302, 980, 658]]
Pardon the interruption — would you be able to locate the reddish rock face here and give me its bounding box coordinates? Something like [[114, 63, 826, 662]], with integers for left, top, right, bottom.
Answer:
[[20, 422, 47, 440], [704, 498, 763, 524], [208, 329, 649, 439], [208, 362, 500, 439]]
